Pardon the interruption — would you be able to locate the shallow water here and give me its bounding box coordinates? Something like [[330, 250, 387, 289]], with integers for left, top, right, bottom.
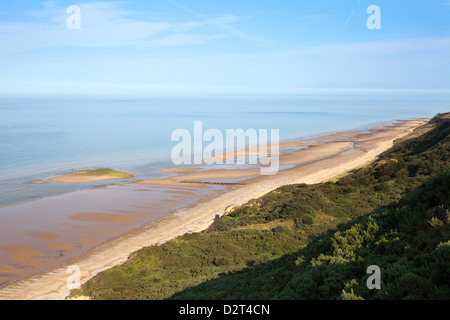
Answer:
[[1, 93, 448, 207]]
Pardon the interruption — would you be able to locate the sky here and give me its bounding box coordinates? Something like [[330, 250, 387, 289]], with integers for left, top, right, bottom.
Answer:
[[0, 0, 449, 96]]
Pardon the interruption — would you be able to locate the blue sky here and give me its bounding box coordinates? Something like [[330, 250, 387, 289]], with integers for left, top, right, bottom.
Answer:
[[0, 0, 449, 96]]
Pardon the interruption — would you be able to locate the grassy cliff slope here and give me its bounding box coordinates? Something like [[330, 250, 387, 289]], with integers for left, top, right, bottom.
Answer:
[[70, 113, 449, 300]]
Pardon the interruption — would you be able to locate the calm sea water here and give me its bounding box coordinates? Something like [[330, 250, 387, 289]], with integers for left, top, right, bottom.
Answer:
[[0, 93, 448, 206]]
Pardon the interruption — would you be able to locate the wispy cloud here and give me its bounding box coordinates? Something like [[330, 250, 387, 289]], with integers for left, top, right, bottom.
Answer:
[[166, 0, 271, 45], [0, 1, 257, 52]]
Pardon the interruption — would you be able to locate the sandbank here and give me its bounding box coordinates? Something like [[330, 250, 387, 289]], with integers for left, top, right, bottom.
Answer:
[[48, 169, 134, 183]]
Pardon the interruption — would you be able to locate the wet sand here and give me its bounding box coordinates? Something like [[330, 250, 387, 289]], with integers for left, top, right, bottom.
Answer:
[[0, 183, 220, 288], [0, 118, 428, 299]]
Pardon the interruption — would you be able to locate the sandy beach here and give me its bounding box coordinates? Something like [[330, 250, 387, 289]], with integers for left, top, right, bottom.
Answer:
[[0, 118, 428, 300]]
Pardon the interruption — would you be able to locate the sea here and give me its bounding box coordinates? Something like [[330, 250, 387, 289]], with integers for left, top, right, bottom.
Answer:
[[0, 93, 448, 207]]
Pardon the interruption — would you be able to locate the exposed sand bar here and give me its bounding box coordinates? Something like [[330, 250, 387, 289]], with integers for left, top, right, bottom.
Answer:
[[48, 169, 134, 183], [140, 169, 261, 184], [0, 119, 428, 300], [159, 168, 202, 174]]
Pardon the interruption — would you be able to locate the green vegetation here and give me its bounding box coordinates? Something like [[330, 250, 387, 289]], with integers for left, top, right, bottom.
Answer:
[[66, 169, 133, 179], [70, 169, 133, 178], [69, 113, 449, 300]]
